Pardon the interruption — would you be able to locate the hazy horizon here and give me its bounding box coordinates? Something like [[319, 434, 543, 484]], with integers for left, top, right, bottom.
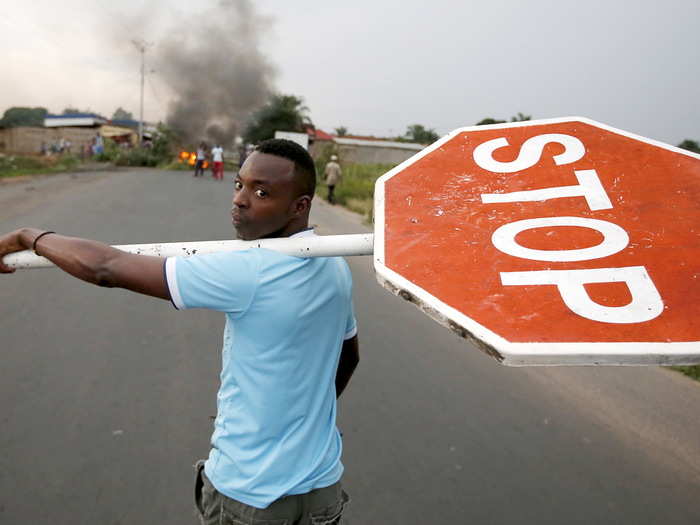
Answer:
[[2, 0, 698, 146]]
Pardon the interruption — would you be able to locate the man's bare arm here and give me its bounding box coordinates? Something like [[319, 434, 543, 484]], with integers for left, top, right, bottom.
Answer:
[[0, 228, 170, 300], [335, 334, 359, 399]]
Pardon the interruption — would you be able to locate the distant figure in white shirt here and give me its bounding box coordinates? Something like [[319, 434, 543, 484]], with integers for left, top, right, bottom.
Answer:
[[194, 142, 207, 177], [211, 144, 224, 181], [323, 155, 342, 204]]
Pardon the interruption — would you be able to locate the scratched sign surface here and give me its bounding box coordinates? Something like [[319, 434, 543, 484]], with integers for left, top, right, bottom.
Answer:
[[373, 117, 700, 365]]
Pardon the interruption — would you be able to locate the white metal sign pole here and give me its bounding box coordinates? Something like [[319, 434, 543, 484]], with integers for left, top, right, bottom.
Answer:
[[2, 233, 375, 270]]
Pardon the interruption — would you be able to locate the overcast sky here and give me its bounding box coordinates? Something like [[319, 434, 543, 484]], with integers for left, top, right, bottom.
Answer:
[[2, 0, 698, 145]]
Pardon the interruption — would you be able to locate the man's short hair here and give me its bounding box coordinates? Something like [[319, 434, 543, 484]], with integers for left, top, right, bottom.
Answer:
[[256, 139, 316, 198]]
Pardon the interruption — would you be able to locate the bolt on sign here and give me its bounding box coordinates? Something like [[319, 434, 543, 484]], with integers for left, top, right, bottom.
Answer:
[[374, 117, 700, 365]]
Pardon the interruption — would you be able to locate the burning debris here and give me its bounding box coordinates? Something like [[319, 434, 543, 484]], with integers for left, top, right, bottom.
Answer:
[[178, 150, 209, 169]]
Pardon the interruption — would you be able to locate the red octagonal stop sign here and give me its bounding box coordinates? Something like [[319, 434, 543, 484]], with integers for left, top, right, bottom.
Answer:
[[374, 117, 700, 365]]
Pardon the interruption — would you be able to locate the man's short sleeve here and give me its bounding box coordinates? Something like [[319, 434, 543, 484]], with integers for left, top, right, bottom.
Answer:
[[164, 250, 259, 314], [344, 300, 357, 340]]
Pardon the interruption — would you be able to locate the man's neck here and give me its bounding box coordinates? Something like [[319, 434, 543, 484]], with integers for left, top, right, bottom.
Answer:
[[265, 220, 310, 239]]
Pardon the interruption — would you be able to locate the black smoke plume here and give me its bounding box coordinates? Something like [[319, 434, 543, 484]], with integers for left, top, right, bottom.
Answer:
[[155, 0, 276, 147]]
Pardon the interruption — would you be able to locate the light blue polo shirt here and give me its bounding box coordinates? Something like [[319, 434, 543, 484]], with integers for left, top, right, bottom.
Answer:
[[164, 230, 356, 509]]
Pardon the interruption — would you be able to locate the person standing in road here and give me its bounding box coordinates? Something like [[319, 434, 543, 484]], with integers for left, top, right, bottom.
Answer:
[[323, 155, 342, 205], [211, 143, 224, 181], [194, 142, 207, 177], [94, 132, 104, 155], [0, 138, 359, 525]]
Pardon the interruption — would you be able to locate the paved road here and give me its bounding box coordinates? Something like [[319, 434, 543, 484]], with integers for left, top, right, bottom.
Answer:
[[1, 168, 699, 524]]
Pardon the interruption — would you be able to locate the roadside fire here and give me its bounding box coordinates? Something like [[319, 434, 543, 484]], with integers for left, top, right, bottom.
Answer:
[[178, 150, 209, 169]]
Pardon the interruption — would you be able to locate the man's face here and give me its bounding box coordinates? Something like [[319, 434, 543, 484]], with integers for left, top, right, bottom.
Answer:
[[231, 151, 302, 240]]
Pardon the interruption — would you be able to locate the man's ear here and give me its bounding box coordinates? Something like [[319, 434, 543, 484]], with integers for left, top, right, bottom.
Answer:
[[292, 195, 311, 217]]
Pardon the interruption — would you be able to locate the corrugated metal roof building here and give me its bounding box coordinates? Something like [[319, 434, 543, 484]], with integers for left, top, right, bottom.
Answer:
[[44, 113, 108, 128], [309, 129, 425, 164]]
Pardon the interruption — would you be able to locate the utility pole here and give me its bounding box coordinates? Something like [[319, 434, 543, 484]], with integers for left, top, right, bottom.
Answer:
[[131, 39, 152, 146]]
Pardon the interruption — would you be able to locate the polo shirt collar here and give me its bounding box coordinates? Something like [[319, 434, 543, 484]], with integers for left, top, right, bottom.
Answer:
[[290, 228, 315, 238]]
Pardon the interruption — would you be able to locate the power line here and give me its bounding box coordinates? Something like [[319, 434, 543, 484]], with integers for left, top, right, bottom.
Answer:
[[146, 74, 168, 119]]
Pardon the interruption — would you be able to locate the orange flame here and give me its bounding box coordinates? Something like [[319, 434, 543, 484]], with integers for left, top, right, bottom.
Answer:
[[178, 150, 209, 169]]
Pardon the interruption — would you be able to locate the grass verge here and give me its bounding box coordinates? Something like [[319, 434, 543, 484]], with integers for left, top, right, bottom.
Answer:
[[672, 366, 700, 381], [0, 154, 81, 179], [315, 162, 395, 224]]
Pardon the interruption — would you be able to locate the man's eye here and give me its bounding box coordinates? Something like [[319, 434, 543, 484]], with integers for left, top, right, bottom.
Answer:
[[234, 181, 242, 190], [255, 189, 267, 198]]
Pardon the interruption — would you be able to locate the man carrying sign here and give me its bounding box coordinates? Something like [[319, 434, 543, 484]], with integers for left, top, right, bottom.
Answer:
[[0, 138, 359, 525]]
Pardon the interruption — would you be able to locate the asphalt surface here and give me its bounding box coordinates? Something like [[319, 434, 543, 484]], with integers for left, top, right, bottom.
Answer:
[[1, 168, 699, 524]]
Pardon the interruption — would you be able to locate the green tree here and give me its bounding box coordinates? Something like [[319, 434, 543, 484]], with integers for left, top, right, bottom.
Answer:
[[678, 139, 700, 154], [477, 113, 531, 126], [0, 106, 48, 127], [476, 117, 506, 126], [510, 112, 531, 122], [334, 126, 348, 137], [112, 107, 134, 120], [402, 124, 439, 144], [243, 94, 312, 144], [152, 123, 176, 160], [62, 107, 84, 115]]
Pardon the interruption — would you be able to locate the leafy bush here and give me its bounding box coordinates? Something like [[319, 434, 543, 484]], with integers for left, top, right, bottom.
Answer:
[[151, 124, 176, 160], [95, 124, 176, 167], [94, 138, 121, 162], [114, 148, 161, 167]]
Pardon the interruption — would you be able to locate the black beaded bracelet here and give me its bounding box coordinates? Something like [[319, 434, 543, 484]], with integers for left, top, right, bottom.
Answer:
[[32, 231, 55, 253]]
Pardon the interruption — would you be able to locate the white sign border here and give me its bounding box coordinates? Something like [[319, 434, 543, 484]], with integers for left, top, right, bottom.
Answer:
[[373, 116, 700, 366]]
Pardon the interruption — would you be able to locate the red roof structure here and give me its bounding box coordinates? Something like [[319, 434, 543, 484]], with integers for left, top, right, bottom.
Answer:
[[341, 134, 392, 141], [309, 128, 335, 141]]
